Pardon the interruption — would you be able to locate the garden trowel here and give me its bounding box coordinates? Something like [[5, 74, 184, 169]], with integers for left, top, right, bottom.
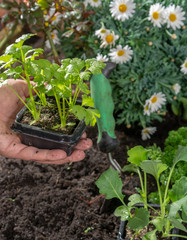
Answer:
[[90, 62, 121, 171]]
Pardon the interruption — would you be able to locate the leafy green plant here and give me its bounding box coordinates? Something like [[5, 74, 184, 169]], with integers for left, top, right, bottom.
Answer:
[[161, 127, 187, 184], [96, 145, 187, 239], [0, 33, 105, 128]]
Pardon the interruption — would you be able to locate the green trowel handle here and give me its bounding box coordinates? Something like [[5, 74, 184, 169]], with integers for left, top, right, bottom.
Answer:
[[90, 62, 119, 153]]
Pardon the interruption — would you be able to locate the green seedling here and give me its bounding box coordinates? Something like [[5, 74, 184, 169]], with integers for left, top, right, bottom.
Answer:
[[96, 145, 187, 239]]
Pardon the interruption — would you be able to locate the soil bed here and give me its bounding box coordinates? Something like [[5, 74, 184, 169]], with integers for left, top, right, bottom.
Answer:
[[0, 112, 186, 240], [21, 97, 79, 135]]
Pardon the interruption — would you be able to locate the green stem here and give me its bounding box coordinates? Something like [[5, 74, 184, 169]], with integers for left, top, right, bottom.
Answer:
[[144, 172, 147, 209], [146, 204, 161, 216], [165, 234, 187, 239], [158, 81, 171, 89], [20, 48, 38, 120], [163, 164, 175, 206], [7, 84, 32, 112], [156, 179, 164, 218], [54, 91, 64, 128], [137, 168, 145, 193], [45, 29, 60, 64], [73, 87, 80, 106], [136, 94, 144, 107], [63, 97, 66, 120]]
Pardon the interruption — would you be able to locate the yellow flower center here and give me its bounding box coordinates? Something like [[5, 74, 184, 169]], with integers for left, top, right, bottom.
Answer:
[[51, 16, 57, 21], [145, 105, 149, 111], [105, 34, 114, 43], [169, 13, 177, 22], [143, 130, 149, 134], [93, 0, 98, 2], [151, 96, 158, 103], [117, 50, 125, 56], [119, 4, 127, 13], [100, 29, 106, 33], [185, 62, 187, 68], [51, 33, 55, 39], [45, 22, 49, 27], [152, 11, 159, 20]]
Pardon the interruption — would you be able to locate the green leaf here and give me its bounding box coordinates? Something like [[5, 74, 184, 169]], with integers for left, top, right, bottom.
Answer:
[[14, 33, 35, 48], [86, 59, 106, 74], [128, 194, 144, 207], [169, 195, 187, 219], [122, 163, 139, 173], [173, 146, 187, 166], [152, 218, 166, 231], [114, 205, 129, 221], [4, 65, 23, 78], [127, 208, 150, 230], [80, 71, 91, 80], [140, 160, 168, 181], [82, 95, 94, 107], [142, 230, 157, 240], [36, 0, 49, 9], [168, 217, 187, 233], [33, 59, 51, 68], [29, 62, 41, 76], [25, 48, 44, 59], [182, 204, 187, 221], [169, 177, 187, 202], [95, 167, 125, 201], [0, 55, 13, 63], [61, 58, 71, 68], [4, 44, 21, 59], [127, 146, 148, 166], [72, 105, 100, 126], [70, 58, 85, 72]]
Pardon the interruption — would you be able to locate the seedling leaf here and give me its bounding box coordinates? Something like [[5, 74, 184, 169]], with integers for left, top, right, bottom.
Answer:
[[173, 146, 187, 165], [142, 230, 157, 240], [127, 208, 149, 230], [127, 146, 148, 166], [95, 167, 124, 200], [114, 205, 129, 221], [169, 177, 187, 202], [140, 160, 168, 180]]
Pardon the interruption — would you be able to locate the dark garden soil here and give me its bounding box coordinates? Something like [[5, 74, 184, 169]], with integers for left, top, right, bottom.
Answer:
[[0, 111, 186, 240]]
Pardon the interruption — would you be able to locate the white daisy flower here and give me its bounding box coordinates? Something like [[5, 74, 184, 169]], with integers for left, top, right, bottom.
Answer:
[[45, 30, 60, 49], [110, 0, 136, 21], [100, 31, 119, 48], [148, 3, 165, 28], [172, 83, 181, 94], [141, 127, 157, 141], [164, 5, 185, 30], [181, 58, 187, 74], [96, 53, 109, 62], [108, 45, 133, 64], [44, 8, 62, 26], [149, 92, 166, 112], [95, 25, 109, 39], [84, 0, 102, 8], [143, 99, 151, 116]]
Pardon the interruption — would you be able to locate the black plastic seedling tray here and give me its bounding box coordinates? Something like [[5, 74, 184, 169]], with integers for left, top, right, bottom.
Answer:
[[11, 101, 86, 156]]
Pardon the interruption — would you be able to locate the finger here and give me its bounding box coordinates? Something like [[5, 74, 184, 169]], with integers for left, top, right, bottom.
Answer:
[[65, 149, 86, 162], [74, 138, 93, 150], [34, 149, 86, 165], [80, 132, 87, 139], [11, 143, 67, 162]]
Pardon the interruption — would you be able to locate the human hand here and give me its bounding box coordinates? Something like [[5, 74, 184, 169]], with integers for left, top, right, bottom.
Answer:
[[0, 79, 92, 164]]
